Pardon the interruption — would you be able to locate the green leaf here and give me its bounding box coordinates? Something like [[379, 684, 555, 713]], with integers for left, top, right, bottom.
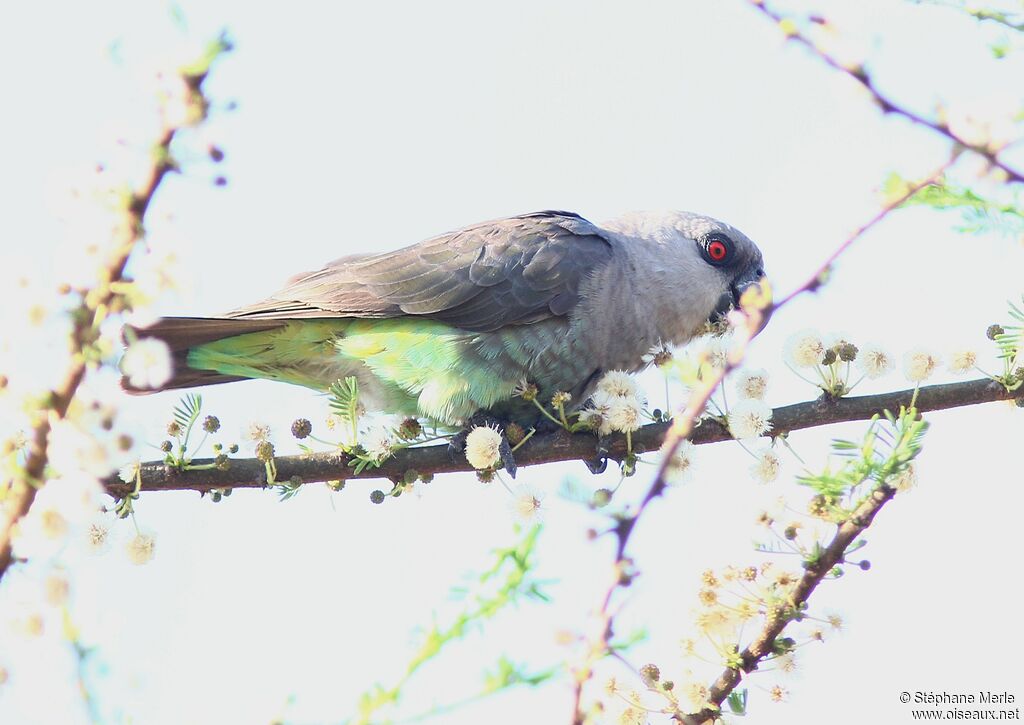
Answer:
[[890, 173, 1024, 239], [348, 525, 550, 725], [798, 407, 928, 497], [172, 393, 202, 430], [329, 376, 359, 422], [726, 689, 748, 715], [329, 376, 361, 443]]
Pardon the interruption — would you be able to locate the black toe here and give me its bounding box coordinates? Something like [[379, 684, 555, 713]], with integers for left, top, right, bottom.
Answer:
[[448, 430, 468, 461], [499, 437, 517, 478]]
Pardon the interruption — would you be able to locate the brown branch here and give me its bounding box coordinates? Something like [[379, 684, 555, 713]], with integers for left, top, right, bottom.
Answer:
[[103, 376, 1020, 496], [0, 38, 230, 581], [914, 0, 1024, 33], [638, 8, 1024, 720], [568, 301, 767, 724], [566, 158, 951, 721], [679, 482, 897, 725], [748, 0, 1024, 185]]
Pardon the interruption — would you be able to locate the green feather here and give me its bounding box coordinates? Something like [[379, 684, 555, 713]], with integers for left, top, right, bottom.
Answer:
[[186, 319, 523, 425]]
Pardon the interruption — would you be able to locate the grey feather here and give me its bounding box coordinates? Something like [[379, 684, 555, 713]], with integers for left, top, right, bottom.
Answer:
[[227, 211, 615, 332]]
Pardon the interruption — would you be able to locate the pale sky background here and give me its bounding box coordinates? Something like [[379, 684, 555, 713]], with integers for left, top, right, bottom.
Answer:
[[1, 1, 1023, 724]]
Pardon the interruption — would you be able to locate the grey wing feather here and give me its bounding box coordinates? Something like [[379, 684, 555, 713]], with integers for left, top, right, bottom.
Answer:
[[227, 211, 614, 332]]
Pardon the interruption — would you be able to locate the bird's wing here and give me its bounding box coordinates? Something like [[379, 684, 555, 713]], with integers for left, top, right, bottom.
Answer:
[[227, 211, 615, 332]]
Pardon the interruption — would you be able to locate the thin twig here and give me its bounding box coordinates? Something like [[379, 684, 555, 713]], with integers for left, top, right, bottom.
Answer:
[[678, 482, 897, 724], [747, 0, 1023, 185], [0, 39, 229, 581], [568, 304, 766, 724], [567, 158, 952, 722], [913, 0, 1024, 33]]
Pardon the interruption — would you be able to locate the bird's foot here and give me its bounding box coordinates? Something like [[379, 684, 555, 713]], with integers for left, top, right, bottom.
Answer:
[[449, 412, 518, 478], [447, 429, 468, 459], [583, 433, 611, 475], [498, 436, 517, 479]]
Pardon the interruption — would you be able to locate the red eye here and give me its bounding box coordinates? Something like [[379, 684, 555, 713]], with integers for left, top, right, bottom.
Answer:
[[708, 240, 728, 262]]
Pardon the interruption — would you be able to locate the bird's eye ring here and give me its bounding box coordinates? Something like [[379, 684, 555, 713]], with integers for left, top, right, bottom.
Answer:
[[700, 234, 734, 266]]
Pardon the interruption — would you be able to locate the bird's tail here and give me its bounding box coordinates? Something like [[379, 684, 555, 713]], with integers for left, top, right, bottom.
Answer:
[[121, 317, 285, 394]]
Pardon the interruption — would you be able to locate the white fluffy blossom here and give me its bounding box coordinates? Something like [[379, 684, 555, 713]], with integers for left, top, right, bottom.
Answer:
[[578, 407, 605, 433], [33, 507, 67, 541], [750, 447, 781, 483], [947, 349, 977, 375], [903, 348, 941, 383], [11, 612, 46, 639], [84, 512, 114, 555], [698, 335, 730, 370], [126, 531, 157, 565], [507, 484, 544, 523], [12, 477, 102, 560], [664, 439, 696, 485], [681, 679, 713, 713], [246, 423, 271, 443], [727, 398, 773, 440], [596, 370, 639, 399], [44, 574, 70, 607], [735, 368, 769, 400], [606, 397, 643, 433], [118, 461, 140, 485], [48, 419, 119, 479], [581, 390, 616, 435], [946, 93, 1022, 147], [892, 463, 917, 493], [775, 652, 798, 674], [120, 338, 173, 390], [857, 343, 894, 379], [587, 376, 645, 436], [465, 426, 502, 470], [783, 329, 825, 368], [616, 706, 647, 725], [588, 389, 616, 415], [362, 426, 394, 463]]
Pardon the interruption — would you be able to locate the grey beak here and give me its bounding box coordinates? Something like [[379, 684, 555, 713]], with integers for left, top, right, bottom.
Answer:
[[710, 264, 770, 330]]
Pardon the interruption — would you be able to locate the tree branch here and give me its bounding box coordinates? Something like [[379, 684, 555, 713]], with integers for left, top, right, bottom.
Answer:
[[914, 0, 1024, 33], [0, 38, 229, 581], [567, 158, 950, 721], [679, 481, 897, 725], [102, 377, 1020, 499], [748, 0, 1024, 185]]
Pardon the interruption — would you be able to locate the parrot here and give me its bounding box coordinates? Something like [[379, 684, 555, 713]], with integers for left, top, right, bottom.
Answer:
[[124, 209, 766, 471]]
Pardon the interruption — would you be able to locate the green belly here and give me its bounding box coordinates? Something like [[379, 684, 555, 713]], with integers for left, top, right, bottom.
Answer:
[[186, 318, 564, 426]]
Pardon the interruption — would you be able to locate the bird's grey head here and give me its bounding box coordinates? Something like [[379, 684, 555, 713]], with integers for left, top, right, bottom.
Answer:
[[602, 210, 768, 327]]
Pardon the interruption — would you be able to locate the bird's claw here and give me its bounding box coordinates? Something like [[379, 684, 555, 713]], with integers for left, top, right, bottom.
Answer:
[[583, 433, 611, 474], [447, 429, 468, 462], [450, 412, 517, 478], [499, 437, 517, 479]]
